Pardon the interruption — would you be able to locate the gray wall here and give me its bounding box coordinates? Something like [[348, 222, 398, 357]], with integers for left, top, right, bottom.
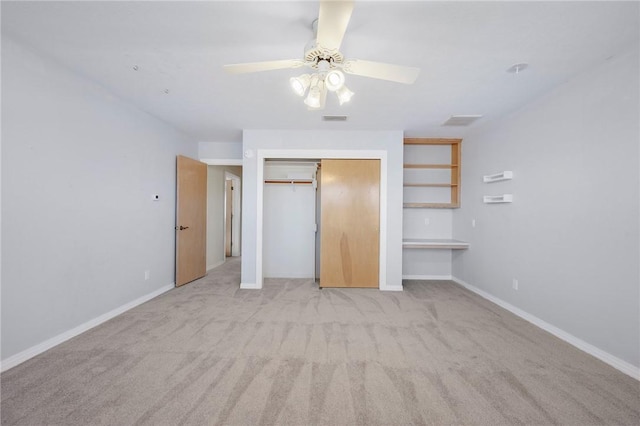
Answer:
[[1, 37, 197, 361], [452, 48, 639, 368], [206, 165, 242, 270]]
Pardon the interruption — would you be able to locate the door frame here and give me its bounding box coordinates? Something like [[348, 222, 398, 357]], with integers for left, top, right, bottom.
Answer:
[[224, 171, 242, 257], [253, 149, 388, 290]]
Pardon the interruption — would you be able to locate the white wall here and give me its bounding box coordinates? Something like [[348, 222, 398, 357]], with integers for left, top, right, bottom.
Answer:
[[206, 165, 242, 270], [241, 130, 404, 290], [263, 184, 316, 278], [402, 206, 454, 279], [199, 141, 243, 161], [452, 48, 640, 370], [1, 37, 198, 363]]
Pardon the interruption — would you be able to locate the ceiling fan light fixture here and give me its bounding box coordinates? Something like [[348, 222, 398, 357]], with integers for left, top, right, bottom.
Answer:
[[325, 69, 345, 91], [290, 74, 311, 96], [304, 86, 322, 109], [225, 1, 421, 111], [336, 85, 354, 105]]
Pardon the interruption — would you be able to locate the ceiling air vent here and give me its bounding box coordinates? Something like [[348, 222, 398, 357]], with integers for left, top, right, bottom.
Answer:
[[443, 115, 483, 126], [322, 115, 348, 122]]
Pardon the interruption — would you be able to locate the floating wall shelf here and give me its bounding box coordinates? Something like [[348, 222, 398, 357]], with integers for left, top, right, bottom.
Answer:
[[483, 171, 513, 183], [483, 194, 513, 203]]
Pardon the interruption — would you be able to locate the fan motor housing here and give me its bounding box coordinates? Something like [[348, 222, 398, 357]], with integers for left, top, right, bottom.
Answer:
[[304, 44, 344, 69]]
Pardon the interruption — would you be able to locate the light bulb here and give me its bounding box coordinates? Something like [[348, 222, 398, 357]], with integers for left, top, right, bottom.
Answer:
[[336, 85, 354, 105], [290, 74, 311, 97], [325, 70, 345, 92], [304, 86, 321, 109]]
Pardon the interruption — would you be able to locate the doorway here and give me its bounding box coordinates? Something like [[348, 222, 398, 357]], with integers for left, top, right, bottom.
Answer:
[[224, 171, 241, 258], [206, 165, 242, 272]]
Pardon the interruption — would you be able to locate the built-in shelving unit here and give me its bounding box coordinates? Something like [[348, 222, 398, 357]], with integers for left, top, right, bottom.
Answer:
[[402, 138, 469, 253], [403, 138, 461, 208]]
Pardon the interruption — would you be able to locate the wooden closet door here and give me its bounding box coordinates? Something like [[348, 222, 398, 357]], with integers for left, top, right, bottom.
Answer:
[[320, 159, 380, 288]]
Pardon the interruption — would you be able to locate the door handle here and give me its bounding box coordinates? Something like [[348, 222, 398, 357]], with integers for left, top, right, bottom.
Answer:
[[175, 225, 189, 230]]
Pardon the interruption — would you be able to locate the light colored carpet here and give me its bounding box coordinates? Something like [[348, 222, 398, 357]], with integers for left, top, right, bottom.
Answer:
[[2, 257, 638, 425]]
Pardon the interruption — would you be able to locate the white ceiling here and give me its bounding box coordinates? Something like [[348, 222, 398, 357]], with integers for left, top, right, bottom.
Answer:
[[3, 1, 638, 142]]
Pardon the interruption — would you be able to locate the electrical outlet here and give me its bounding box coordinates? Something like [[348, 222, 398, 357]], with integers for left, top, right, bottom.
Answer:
[[472, 219, 476, 228], [424, 218, 430, 226], [144, 270, 150, 281], [512, 279, 519, 290]]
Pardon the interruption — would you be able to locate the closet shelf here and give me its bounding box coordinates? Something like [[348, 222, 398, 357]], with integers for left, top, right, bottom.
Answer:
[[404, 183, 458, 188], [403, 239, 469, 249], [404, 164, 458, 169]]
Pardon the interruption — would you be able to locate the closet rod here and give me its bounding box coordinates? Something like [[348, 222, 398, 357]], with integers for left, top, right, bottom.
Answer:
[[264, 179, 313, 185]]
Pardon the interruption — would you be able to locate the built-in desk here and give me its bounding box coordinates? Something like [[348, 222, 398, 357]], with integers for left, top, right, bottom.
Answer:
[[402, 239, 469, 249]]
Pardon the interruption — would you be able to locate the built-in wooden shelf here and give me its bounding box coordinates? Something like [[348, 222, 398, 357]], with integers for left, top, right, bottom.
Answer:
[[403, 239, 469, 249], [403, 138, 462, 208], [403, 138, 461, 145]]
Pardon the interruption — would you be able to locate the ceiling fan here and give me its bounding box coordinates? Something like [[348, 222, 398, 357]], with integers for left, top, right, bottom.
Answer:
[[224, 0, 420, 110]]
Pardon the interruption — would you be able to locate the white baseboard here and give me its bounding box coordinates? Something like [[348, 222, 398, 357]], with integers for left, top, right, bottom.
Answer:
[[263, 274, 315, 279], [451, 276, 640, 380], [240, 282, 261, 289], [380, 285, 403, 292], [206, 259, 225, 272], [0, 283, 174, 373], [403, 274, 452, 280]]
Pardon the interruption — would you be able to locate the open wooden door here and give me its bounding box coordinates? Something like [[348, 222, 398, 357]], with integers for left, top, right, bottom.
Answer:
[[175, 155, 207, 287], [320, 159, 380, 288]]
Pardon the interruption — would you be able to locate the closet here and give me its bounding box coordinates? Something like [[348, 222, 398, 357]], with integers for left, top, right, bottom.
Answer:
[[263, 161, 317, 279], [262, 159, 381, 288]]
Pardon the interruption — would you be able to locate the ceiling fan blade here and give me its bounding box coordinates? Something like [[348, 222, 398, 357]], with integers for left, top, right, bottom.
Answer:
[[343, 59, 420, 84], [224, 59, 305, 74], [316, 0, 354, 52]]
